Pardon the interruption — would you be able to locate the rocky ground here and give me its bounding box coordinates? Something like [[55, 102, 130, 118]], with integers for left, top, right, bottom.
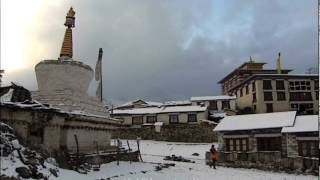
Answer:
[[0, 122, 59, 179]]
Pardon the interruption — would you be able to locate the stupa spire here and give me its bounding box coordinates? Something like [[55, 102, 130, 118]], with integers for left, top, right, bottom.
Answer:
[[276, 52, 282, 74], [59, 7, 75, 60]]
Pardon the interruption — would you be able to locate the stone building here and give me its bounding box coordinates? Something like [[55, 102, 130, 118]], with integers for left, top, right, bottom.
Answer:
[[0, 8, 121, 154], [213, 112, 318, 172], [113, 99, 163, 110], [230, 74, 318, 114], [218, 54, 318, 114], [111, 104, 208, 126], [218, 55, 292, 95], [190, 95, 236, 119], [0, 100, 120, 153]]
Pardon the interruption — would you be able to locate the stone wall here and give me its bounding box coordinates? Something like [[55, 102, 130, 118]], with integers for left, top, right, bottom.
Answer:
[[286, 134, 299, 157], [112, 124, 217, 143], [0, 105, 119, 154], [210, 151, 318, 175], [115, 111, 207, 125]]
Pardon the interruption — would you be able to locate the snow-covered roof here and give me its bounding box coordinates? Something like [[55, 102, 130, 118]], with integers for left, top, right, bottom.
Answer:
[[115, 99, 162, 109], [214, 111, 296, 131], [0, 88, 14, 102], [211, 112, 226, 118], [281, 115, 318, 133], [190, 95, 236, 101], [112, 105, 207, 115], [163, 100, 191, 106]]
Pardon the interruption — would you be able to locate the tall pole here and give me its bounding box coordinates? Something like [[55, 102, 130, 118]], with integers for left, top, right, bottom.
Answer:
[[98, 48, 103, 102]]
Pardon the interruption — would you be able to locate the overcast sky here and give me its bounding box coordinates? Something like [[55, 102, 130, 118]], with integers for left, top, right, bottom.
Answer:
[[1, 0, 318, 104]]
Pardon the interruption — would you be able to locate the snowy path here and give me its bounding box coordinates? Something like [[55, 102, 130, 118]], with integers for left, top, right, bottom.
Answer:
[[2, 140, 316, 180]]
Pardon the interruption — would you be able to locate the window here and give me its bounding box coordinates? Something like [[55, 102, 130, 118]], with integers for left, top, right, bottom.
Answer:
[[225, 138, 248, 152], [257, 137, 281, 151], [245, 85, 249, 94], [290, 103, 314, 114], [277, 92, 286, 101], [252, 81, 256, 92], [187, 114, 197, 122], [266, 103, 273, 112], [169, 114, 179, 124], [289, 81, 311, 91], [222, 101, 230, 109], [146, 115, 157, 123], [132, 116, 143, 125], [298, 141, 318, 158], [316, 91, 319, 100], [289, 92, 312, 101], [314, 80, 319, 90], [264, 92, 273, 101], [209, 101, 217, 110], [276, 80, 285, 90], [252, 93, 256, 102], [263, 80, 272, 90], [240, 88, 243, 97]]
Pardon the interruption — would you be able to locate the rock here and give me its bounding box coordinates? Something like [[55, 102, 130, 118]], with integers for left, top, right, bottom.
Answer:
[[0, 174, 20, 180], [15, 166, 32, 179], [164, 163, 175, 167], [26, 158, 40, 166], [11, 140, 21, 150], [49, 168, 59, 177], [155, 166, 162, 171], [192, 153, 199, 156]]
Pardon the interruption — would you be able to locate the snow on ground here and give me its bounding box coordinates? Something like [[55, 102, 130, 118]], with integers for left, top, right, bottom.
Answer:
[[2, 140, 316, 180]]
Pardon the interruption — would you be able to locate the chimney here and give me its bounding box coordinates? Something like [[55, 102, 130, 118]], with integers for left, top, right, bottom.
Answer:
[[276, 52, 282, 74]]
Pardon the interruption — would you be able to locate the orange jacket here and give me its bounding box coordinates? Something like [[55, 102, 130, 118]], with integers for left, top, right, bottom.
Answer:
[[210, 152, 217, 160]]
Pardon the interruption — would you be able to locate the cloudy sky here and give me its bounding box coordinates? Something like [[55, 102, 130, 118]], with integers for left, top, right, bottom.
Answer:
[[1, 0, 318, 104]]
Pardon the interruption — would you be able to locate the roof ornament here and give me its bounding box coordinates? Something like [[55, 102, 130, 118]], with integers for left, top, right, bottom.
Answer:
[[59, 7, 76, 60], [249, 56, 254, 63], [277, 52, 282, 74]]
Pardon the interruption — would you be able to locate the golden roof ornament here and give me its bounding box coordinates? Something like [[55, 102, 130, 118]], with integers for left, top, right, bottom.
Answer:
[[59, 7, 76, 60]]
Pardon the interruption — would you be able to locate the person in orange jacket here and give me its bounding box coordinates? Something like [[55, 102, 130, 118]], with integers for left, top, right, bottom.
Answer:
[[210, 144, 217, 169]]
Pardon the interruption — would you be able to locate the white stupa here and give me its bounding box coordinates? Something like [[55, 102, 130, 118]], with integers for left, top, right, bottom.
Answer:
[[32, 7, 109, 116]]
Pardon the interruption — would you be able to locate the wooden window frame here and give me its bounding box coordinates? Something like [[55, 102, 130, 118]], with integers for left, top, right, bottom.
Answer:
[[132, 116, 144, 125], [277, 92, 286, 101], [276, 80, 285, 90], [298, 141, 318, 158], [225, 138, 249, 152], [169, 114, 179, 124], [257, 137, 281, 151], [264, 92, 273, 101], [252, 81, 256, 92], [289, 80, 311, 91], [266, 103, 273, 112], [252, 93, 256, 102], [263, 80, 272, 90], [146, 115, 157, 123], [289, 92, 312, 101], [187, 113, 197, 123]]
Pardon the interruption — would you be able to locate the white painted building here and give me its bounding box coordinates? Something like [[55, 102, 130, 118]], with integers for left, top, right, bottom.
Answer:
[[190, 95, 236, 118], [111, 105, 208, 125]]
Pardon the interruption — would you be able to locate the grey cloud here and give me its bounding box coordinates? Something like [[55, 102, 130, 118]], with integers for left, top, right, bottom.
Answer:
[[2, 0, 317, 105]]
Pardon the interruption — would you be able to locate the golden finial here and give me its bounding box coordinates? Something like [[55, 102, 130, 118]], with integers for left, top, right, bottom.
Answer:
[[65, 7, 75, 28], [60, 7, 75, 60]]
